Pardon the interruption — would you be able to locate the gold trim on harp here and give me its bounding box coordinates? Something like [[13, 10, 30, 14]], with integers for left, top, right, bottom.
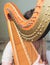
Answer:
[[4, 0, 50, 41]]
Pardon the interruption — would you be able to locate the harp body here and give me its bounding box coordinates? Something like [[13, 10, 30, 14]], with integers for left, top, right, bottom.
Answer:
[[4, 0, 50, 65], [7, 20, 40, 65]]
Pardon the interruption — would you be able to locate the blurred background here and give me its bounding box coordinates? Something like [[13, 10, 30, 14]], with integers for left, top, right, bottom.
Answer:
[[0, 0, 50, 65]]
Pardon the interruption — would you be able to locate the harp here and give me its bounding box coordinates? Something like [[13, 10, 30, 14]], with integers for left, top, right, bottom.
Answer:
[[4, 0, 50, 65]]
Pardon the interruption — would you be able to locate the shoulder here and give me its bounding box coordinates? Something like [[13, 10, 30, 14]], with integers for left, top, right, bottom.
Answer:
[[6, 41, 12, 50], [2, 41, 13, 63], [3, 41, 13, 55]]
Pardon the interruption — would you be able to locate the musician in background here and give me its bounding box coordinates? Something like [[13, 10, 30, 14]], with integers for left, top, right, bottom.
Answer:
[[2, 9, 49, 65]]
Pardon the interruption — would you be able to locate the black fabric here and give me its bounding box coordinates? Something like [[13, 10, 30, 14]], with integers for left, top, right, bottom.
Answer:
[[24, 9, 34, 19]]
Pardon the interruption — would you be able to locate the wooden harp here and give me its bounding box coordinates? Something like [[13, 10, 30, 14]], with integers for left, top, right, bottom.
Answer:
[[4, 0, 50, 65]]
